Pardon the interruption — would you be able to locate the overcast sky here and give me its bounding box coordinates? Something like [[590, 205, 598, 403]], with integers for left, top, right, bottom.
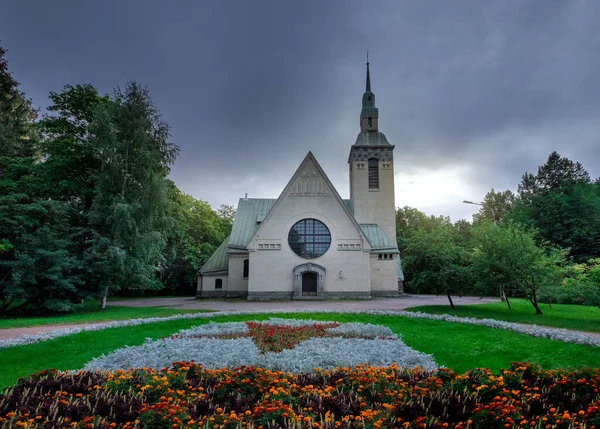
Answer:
[[2, 0, 599, 221]]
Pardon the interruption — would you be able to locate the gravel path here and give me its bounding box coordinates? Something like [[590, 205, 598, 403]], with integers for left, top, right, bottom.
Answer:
[[0, 295, 496, 340]]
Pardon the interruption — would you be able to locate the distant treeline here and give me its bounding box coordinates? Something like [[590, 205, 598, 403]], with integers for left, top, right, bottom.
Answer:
[[397, 152, 600, 313]]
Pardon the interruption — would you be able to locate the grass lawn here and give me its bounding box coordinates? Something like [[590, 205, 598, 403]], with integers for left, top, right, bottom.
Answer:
[[2, 312, 600, 389], [0, 300, 213, 329], [407, 299, 600, 333]]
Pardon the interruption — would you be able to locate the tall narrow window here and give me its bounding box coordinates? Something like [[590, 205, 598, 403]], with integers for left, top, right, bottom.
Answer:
[[243, 259, 249, 278], [368, 158, 379, 189], [215, 279, 223, 290]]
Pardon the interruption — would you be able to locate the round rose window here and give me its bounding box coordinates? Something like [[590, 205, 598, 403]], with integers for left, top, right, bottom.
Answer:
[[288, 219, 331, 259]]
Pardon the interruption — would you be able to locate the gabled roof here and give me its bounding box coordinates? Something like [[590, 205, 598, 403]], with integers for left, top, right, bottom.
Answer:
[[199, 235, 230, 275], [359, 224, 398, 252], [227, 198, 276, 250], [249, 152, 370, 250]]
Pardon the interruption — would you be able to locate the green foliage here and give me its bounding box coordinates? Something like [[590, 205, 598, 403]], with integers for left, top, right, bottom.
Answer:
[[511, 152, 600, 262], [87, 82, 179, 300], [0, 42, 38, 159], [0, 71, 97, 313], [545, 259, 600, 306], [0, 189, 85, 313], [471, 221, 565, 314], [402, 221, 473, 305], [161, 185, 229, 294], [396, 206, 452, 253], [38, 84, 108, 210], [0, 67, 229, 311], [518, 151, 590, 196], [472, 188, 515, 224]]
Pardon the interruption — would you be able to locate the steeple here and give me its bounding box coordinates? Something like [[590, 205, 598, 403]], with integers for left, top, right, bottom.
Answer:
[[366, 56, 371, 92], [360, 59, 378, 133], [348, 58, 397, 248]]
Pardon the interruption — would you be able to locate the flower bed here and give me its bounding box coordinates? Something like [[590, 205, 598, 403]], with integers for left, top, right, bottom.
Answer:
[[83, 319, 438, 373], [2, 362, 600, 428]]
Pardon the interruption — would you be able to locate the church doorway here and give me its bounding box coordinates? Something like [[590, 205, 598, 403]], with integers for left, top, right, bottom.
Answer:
[[301, 272, 318, 296], [293, 263, 325, 299]]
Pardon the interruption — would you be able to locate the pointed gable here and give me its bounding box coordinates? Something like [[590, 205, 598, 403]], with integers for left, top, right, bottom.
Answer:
[[249, 152, 370, 249]]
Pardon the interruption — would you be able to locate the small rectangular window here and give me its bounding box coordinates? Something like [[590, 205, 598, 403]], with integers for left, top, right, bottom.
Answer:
[[243, 259, 249, 278], [215, 279, 223, 290]]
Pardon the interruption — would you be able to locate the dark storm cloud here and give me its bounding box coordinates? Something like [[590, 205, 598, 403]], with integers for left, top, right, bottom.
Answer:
[[1, 0, 599, 219]]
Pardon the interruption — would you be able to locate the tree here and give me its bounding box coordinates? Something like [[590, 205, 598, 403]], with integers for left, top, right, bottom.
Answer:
[[217, 204, 235, 239], [162, 185, 228, 294], [0, 157, 88, 313], [0, 41, 38, 160], [396, 206, 452, 251], [402, 224, 471, 307], [472, 189, 515, 224], [453, 219, 472, 246], [518, 151, 590, 196], [38, 84, 108, 210], [511, 153, 600, 262], [0, 42, 87, 313], [471, 221, 564, 314], [87, 82, 179, 308], [217, 204, 236, 221]]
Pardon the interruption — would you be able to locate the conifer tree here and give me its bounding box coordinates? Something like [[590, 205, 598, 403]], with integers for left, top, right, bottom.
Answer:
[[0, 42, 37, 159]]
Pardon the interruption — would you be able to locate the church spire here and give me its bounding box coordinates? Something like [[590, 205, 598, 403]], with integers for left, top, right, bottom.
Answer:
[[360, 57, 378, 133], [366, 53, 371, 92]]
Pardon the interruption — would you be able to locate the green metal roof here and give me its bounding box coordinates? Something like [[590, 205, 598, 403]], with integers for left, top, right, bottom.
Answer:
[[359, 224, 398, 252], [199, 236, 229, 275], [342, 199, 353, 215], [353, 132, 392, 147], [228, 198, 276, 250]]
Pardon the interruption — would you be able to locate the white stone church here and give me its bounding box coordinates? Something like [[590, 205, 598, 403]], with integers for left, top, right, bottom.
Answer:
[[197, 63, 403, 300]]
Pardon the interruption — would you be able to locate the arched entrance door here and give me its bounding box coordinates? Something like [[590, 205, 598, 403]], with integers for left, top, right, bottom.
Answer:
[[301, 272, 318, 296], [293, 263, 325, 299]]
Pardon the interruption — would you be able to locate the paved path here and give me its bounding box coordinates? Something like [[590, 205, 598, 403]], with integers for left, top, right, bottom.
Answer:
[[0, 295, 496, 340], [107, 295, 498, 312]]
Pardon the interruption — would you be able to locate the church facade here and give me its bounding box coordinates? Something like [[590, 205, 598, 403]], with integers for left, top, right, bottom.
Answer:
[[197, 63, 403, 300]]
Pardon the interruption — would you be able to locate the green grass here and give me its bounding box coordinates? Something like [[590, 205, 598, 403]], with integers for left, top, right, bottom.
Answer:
[[2, 312, 600, 389], [406, 299, 600, 333], [0, 300, 213, 329]]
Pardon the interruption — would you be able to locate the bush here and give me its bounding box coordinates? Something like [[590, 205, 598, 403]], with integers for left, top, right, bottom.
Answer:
[[544, 259, 600, 306]]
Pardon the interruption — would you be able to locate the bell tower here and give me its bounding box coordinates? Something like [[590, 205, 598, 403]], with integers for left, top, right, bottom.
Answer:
[[348, 60, 396, 244]]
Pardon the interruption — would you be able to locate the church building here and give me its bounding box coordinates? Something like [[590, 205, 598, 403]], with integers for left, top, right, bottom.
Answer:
[[198, 62, 403, 300]]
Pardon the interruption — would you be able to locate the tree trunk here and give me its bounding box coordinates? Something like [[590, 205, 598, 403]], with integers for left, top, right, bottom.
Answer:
[[99, 286, 109, 310], [447, 292, 455, 309], [504, 290, 512, 310], [529, 293, 543, 315]]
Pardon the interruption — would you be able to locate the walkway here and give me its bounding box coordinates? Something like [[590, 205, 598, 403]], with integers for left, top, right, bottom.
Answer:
[[0, 295, 496, 340], [107, 294, 498, 312]]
